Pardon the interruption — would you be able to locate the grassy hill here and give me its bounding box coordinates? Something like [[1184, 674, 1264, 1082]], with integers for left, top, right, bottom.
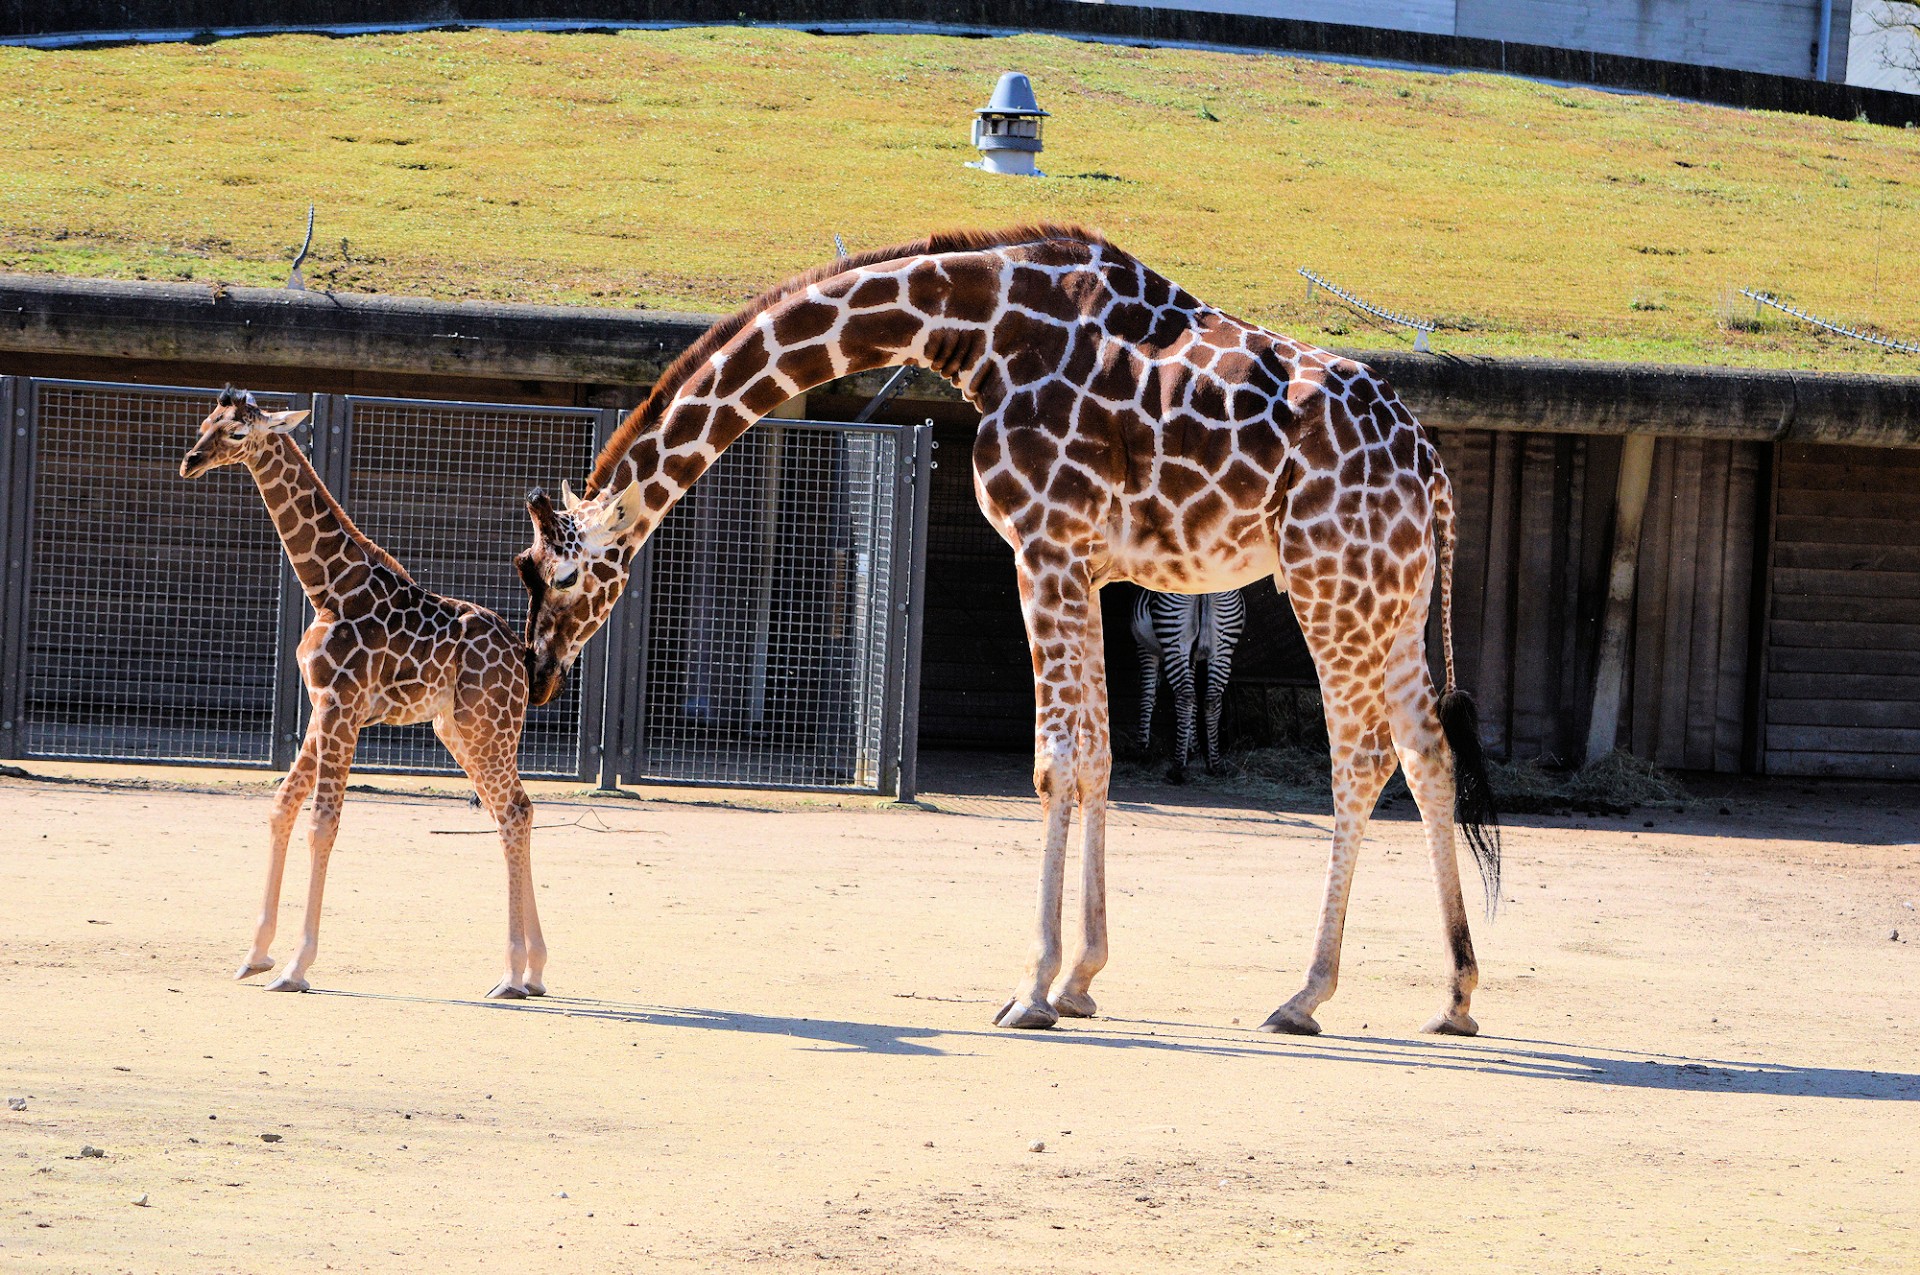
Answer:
[[1, 25, 1915, 371]]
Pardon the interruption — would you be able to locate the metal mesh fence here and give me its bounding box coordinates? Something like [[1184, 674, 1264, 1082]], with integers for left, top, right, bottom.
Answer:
[[627, 421, 902, 789], [335, 397, 603, 778], [20, 381, 294, 764], [2, 381, 924, 792]]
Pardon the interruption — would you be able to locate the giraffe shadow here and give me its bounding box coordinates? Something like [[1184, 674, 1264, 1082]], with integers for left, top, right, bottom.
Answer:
[[311, 989, 1920, 1097]]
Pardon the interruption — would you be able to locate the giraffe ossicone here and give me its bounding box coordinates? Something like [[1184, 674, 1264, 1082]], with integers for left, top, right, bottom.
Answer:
[[516, 224, 1501, 1035], [182, 388, 547, 1000]]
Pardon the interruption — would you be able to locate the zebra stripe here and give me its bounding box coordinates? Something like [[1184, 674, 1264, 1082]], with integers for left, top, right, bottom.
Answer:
[[1130, 587, 1246, 782]]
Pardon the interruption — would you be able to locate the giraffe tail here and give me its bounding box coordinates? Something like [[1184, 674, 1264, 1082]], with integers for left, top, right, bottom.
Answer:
[[1432, 470, 1502, 916]]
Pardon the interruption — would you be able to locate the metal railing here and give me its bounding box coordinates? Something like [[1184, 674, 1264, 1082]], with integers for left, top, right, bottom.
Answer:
[[1300, 268, 1436, 352], [0, 377, 929, 795], [1739, 289, 1920, 355]]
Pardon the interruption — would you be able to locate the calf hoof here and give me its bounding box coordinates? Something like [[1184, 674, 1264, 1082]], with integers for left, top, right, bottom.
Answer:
[[1258, 1006, 1321, 1035], [1050, 989, 1098, 1019], [1205, 760, 1226, 776], [1421, 1010, 1479, 1036], [993, 998, 1059, 1030], [264, 974, 309, 993], [1164, 767, 1187, 785], [234, 958, 275, 981], [524, 979, 547, 998], [486, 980, 528, 1000]]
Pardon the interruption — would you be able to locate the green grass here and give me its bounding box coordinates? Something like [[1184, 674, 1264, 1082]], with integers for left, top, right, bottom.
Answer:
[[1, 26, 1917, 370]]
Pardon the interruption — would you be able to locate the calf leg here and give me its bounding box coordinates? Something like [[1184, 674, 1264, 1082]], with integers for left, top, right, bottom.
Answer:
[[238, 729, 319, 979]]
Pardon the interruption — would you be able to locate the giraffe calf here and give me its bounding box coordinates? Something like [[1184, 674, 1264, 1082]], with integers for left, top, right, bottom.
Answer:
[[181, 388, 545, 999]]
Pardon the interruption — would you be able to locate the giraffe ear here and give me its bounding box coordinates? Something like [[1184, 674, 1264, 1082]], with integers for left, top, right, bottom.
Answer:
[[560, 480, 585, 514], [604, 482, 647, 537], [263, 409, 311, 434]]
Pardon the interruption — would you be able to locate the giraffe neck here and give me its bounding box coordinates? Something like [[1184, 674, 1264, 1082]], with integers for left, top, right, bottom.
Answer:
[[243, 433, 396, 610], [593, 244, 1051, 544]]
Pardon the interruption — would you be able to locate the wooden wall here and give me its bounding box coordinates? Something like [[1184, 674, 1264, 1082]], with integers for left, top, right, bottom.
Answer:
[[1763, 443, 1920, 779], [1439, 429, 1763, 770]]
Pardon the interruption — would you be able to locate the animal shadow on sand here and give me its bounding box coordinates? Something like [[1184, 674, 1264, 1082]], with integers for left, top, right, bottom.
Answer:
[[315, 989, 1918, 1100]]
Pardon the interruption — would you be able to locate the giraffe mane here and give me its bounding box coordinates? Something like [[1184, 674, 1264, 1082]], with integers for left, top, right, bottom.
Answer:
[[585, 222, 1113, 494]]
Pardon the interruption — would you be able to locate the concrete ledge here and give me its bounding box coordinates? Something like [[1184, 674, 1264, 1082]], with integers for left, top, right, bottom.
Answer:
[[3, 272, 1918, 446]]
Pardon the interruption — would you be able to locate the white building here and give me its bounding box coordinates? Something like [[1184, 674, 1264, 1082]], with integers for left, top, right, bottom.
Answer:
[[1086, 0, 1918, 94]]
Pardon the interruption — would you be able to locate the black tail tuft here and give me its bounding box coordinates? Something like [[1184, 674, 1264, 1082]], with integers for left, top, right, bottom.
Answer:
[[1440, 689, 1502, 917]]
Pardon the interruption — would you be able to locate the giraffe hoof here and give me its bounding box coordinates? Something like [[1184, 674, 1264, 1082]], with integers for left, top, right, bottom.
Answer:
[[1049, 990, 1098, 1018], [1421, 1011, 1479, 1036], [486, 980, 528, 1000], [1257, 1006, 1321, 1035], [234, 958, 275, 981], [993, 998, 1059, 1030], [263, 974, 309, 993], [523, 980, 547, 998]]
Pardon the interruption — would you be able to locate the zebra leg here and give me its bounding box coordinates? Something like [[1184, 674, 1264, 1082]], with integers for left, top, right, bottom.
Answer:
[[1164, 643, 1197, 785], [1130, 595, 1162, 756], [1203, 657, 1229, 774]]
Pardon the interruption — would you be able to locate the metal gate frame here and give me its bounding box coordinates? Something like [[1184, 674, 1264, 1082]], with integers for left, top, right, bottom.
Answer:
[[597, 418, 932, 799], [0, 379, 932, 797]]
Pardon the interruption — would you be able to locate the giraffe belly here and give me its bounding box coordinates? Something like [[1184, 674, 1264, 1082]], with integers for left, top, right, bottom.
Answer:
[[1104, 528, 1283, 596]]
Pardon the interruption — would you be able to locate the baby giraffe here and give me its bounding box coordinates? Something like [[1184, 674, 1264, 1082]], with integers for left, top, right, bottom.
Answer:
[[180, 388, 544, 998]]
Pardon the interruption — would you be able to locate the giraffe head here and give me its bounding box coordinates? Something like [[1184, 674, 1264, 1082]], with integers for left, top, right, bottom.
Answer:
[[180, 387, 311, 478], [515, 480, 647, 706]]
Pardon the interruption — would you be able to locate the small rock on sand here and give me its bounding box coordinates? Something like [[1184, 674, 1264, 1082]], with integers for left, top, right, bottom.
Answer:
[[6, 1097, 25, 1111], [80, 1145, 106, 1158], [132, 1193, 149, 1207], [1028, 1140, 1046, 1153], [260, 1133, 283, 1143]]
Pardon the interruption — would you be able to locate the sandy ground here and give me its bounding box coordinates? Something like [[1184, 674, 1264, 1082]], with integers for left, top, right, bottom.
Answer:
[[3, 755, 1917, 1274]]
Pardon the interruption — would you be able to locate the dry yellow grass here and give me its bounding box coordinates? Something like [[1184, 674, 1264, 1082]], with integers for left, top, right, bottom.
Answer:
[[1, 26, 1916, 369]]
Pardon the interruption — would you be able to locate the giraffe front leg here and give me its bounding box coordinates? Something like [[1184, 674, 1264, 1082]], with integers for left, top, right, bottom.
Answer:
[[239, 730, 319, 980], [995, 730, 1072, 1030], [437, 707, 541, 1000], [995, 551, 1101, 1031], [267, 707, 357, 993], [1053, 595, 1113, 1019]]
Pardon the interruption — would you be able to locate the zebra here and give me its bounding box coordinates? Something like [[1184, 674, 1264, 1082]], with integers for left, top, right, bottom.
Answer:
[[1130, 588, 1247, 783]]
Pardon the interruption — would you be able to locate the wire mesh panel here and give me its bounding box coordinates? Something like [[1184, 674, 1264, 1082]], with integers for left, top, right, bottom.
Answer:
[[19, 381, 295, 764], [629, 421, 902, 789], [335, 397, 603, 778]]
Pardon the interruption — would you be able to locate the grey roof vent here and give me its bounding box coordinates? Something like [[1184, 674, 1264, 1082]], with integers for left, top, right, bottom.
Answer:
[[968, 72, 1047, 177]]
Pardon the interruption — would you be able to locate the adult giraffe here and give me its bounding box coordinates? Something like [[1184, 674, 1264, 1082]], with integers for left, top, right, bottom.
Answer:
[[515, 224, 1499, 1036]]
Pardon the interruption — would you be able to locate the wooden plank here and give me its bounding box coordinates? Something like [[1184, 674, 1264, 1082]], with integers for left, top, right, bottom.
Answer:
[[1477, 431, 1520, 752], [1714, 443, 1759, 771], [1766, 460, 1920, 495], [1767, 751, 1920, 779], [1658, 439, 1705, 764], [1765, 724, 1920, 752], [1552, 435, 1589, 760], [1775, 488, 1920, 519], [1683, 441, 1729, 770], [1628, 439, 1673, 758], [1774, 515, 1920, 548], [1765, 699, 1920, 728], [1767, 671, 1920, 700], [1439, 430, 1493, 706], [1773, 594, 1920, 625], [1508, 433, 1559, 756], [1773, 542, 1920, 573], [1772, 568, 1920, 600], [1770, 645, 1920, 676], [1769, 619, 1920, 650]]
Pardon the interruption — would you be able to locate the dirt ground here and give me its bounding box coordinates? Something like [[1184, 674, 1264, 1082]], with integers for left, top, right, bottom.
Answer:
[[3, 754, 1917, 1273]]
